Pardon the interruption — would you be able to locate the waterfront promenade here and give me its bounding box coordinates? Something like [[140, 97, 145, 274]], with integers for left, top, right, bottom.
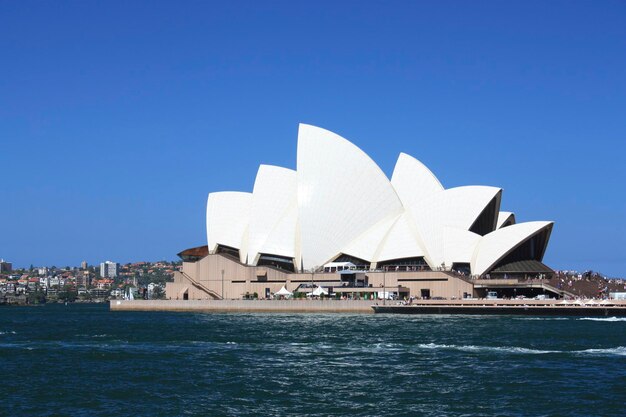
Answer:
[[373, 304, 626, 316], [110, 298, 626, 315], [110, 299, 376, 313]]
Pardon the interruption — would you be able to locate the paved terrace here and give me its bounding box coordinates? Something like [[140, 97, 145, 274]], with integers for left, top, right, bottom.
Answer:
[[110, 298, 626, 314], [111, 299, 376, 313]]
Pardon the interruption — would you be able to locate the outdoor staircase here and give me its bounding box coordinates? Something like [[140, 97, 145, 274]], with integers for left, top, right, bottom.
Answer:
[[179, 270, 222, 300], [540, 282, 576, 299]]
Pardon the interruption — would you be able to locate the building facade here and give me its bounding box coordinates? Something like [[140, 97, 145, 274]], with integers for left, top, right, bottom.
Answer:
[[0, 259, 12, 274], [100, 261, 119, 278], [167, 124, 555, 300]]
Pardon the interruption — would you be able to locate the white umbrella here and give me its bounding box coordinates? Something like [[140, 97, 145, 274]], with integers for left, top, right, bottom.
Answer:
[[585, 299, 598, 306], [311, 286, 329, 296], [599, 299, 613, 306], [558, 300, 570, 305], [572, 299, 585, 306], [275, 286, 293, 297]]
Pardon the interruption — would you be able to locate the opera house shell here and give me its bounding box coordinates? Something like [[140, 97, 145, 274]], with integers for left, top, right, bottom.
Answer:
[[206, 124, 553, 278]]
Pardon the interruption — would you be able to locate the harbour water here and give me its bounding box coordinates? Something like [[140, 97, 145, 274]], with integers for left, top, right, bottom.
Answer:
[[1, 303, 624, 416]]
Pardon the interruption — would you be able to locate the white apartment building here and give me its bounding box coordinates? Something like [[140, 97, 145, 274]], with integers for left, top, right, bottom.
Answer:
[[100, 261, 120, 278]]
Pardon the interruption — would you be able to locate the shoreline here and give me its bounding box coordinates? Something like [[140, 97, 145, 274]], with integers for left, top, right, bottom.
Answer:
[[110, 299, 376, 313], [109, 299, 626, 315], [372, 305, 626, 316], [0, 299, 109, 307]]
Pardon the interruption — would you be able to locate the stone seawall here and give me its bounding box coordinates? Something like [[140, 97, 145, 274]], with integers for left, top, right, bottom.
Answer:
[[110, 299, 375, 313], [373, 305, 626, 316], [110, 299, 626, 314]]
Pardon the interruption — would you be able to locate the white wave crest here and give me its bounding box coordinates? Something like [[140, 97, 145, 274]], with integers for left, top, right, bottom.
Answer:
[[578, 317, 626, 322], [417, 343, 557, 354], [513, 318, 571, 321], [418, 343, 626, 357], [575, 347, 626, 356], [0, 331, 17, 335]]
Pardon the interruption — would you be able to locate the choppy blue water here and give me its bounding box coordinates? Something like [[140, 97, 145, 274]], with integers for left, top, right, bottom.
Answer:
[[1, 304, 625, 417]]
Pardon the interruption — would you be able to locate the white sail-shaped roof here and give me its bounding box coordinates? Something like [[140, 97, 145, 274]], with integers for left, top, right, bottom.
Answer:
[[409, 186, 502, 232], [441, 227, 481, 265], [496, 211, 516, 229], [403, 186, 501, 267], [407, 224, 482, 269], [247, 165, 297, 264], [471, 221, 554, 276], [206, 191, 252, 263], [204, 124, 554, 277], [374, 212, 426, 262], [257, 200, 298, 263], [391, 152, 444, 210], [297, 124, 404, 270], [339, 213, 401, 263]]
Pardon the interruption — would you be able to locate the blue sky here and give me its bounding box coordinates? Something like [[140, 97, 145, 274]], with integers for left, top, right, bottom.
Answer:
[[1, 1, 625, 276]]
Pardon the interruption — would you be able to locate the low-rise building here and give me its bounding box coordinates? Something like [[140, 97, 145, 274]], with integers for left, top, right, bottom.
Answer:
[[28, 278, 38, 290], [93, 279, 113, 289], [89, 288, 109, 298]]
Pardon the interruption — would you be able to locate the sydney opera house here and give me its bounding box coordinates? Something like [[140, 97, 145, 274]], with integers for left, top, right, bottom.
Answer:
[[166, 124, 554, 301]]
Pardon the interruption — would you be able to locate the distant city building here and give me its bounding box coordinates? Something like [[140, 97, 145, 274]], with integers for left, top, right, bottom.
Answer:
[[93, 278, 113, 289], [100, 261, 119, 278], [81, 261, 88, 270], [0, 259, 12, 273], [76, 271, 91, 287], [38, 267, 48, 276]]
